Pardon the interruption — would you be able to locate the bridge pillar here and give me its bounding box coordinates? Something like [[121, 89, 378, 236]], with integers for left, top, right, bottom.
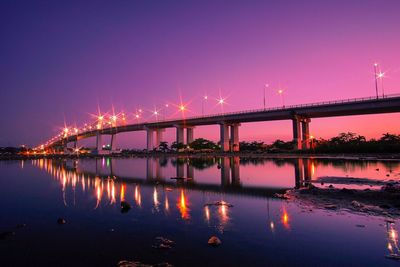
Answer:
[[230, 123, 240, 152], [146, 128, 154, 151], [187, 164, 194, 179], [221, 157, 231, 186], [301, 118, 311, 150], [96, 132, 103, 153], [220, 123, 230, 152], [176, 163, 185, 178], [303, 158, 312, 186], [294, 158, 304, 188], [155, 129, 165, 149], [176, 126, 184, 144], [111, 134, 117, 151], [186, 127, 194, 145], [146, 158, 154, 180], [292, 117, 302, 150], [231, 156, 241, 185]]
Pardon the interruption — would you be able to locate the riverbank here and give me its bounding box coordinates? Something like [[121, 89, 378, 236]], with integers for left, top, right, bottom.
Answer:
[[2, 151, 400, 161]]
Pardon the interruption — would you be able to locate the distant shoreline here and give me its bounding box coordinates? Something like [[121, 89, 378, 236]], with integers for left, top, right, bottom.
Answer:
[[1, 151, 400, 161]]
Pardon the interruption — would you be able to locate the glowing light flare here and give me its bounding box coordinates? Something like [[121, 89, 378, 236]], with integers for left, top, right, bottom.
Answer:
[[177, 189, 190, 220], [120, 184, 126, 201], [204, 206, 210, 222], [134, 185, 142, 207], [153, 187, 160, 210], [270, 221, 275, 230], [281, 208, 290, 229], [110, 182, 116, 204], [165, 194, 170, 212], [377, 72, 385, 79]]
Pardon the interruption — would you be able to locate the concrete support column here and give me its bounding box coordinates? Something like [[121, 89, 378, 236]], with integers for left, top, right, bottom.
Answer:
[[111, 134, 117, 151], [186, 127, 194, 145], [303, 158, 312, 186], [146, 128, 154, 151], [292, 117, 302, 150], [74, 141, 78, 150], [187, 164, 194, 179], [176, 126, 184, 144], [230, 124, 240, 152], [294, 158, 304, 188], [231, 156, 241, 185], [146, 158, 154, 180], [220, 123, 230, 152], [301, 118, 311, 150], [176, 163, 185, 178], [155, 129, 165, 149], [221, 157, 231, 186], [96, 132, 103, 152]]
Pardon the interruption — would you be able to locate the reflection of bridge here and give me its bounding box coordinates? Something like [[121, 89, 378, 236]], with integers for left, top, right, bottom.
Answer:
[[46, 157, 313, 198], [43, 94, 400, 153]]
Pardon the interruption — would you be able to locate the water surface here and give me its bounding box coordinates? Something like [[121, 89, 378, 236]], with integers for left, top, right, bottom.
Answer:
[[1, 157, 399, 266]]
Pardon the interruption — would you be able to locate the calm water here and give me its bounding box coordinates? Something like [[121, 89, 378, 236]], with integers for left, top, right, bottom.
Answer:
[[1, 156, 400, 266]]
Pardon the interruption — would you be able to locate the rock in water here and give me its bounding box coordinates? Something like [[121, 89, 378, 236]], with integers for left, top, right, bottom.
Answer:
[[208, 236, 222, 246], [57, 218, 66, 225], [121, 201, 132, 213], [0, 231, 15, 240], [324, 204, 338, 210], [152, 237, 175, 249]]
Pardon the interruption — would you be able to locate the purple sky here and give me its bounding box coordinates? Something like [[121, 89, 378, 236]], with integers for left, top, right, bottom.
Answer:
[[1, 0, 400, 148]]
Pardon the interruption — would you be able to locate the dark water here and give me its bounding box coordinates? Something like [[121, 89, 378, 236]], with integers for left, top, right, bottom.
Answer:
[[1, 157, 400, 266]]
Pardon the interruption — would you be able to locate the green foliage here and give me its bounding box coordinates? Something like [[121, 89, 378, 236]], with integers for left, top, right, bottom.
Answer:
[[189, 138, 218, 150], [313, 132, 400, 153]]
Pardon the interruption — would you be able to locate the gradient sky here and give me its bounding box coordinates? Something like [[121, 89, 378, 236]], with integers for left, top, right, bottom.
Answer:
[[1, 0, 400, 148]]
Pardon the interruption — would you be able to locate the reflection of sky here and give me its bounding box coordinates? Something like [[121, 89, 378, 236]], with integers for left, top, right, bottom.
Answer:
[[1, 159, 400, 266]]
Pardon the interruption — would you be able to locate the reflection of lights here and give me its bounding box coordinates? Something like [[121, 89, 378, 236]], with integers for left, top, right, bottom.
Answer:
[[205, 206, 210, 222], [110, 182, 116, 204], [270, 221, 275, 230], [153, 187, 159, 209], [387, 223, 400, 257], [165, 194, 169, 212], [134, 185, 141, 207], [177, 189, 190, 220], [311, 161, 315, 176], [391, 229, 397, 240], [218, 203, 229, 225], [281, 208, 290, 229], [120, 184, 126, 201]]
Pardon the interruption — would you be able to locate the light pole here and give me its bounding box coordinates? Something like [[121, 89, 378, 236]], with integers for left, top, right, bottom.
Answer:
[[202, 95, 208, 116], [374, 63, 379, 99], [218, 98, 225, 113], [378, 71, 385, 98], [264, 84, 269, 110], [278, 89, 285, 108]]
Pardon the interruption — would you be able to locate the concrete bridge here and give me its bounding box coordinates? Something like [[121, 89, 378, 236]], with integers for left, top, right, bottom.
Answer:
[[46, 94, 400, 153]]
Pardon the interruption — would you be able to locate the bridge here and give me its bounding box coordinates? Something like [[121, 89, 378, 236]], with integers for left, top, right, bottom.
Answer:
[[43, 94, 400, 153]]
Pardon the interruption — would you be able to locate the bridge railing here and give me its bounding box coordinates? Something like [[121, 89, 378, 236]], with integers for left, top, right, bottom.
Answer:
[[50, 93, 399, 145]]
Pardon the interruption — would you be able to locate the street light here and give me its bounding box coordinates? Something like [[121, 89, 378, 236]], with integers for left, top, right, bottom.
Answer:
[[202, 95, 208, 116], [374, 63, 379, 99], [264, 84, 269, 110], [278, 89, 285, 108], [378, 71, 385, 97]]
